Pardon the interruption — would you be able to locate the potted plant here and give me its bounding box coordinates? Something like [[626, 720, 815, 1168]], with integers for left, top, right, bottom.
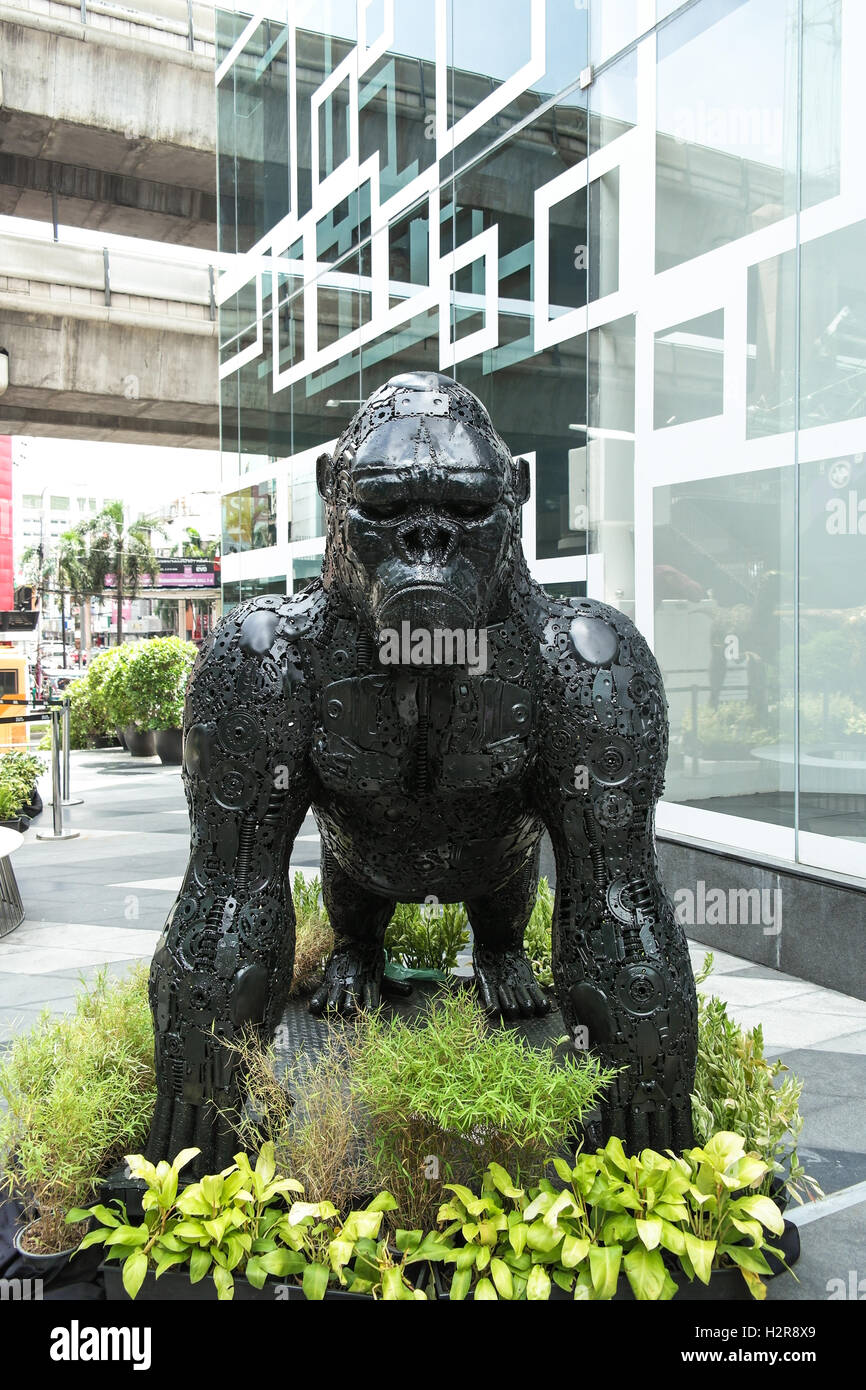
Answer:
[[383, 899, 470, 984], [430, 1132, 790, 1301], [0, 751, 47, 829], [77, 1144, 441, 1301], [347, 990, 617, 1228], [123, 637, 197, 764], [0, 966, 156, 1283], [692, 954, 821, 1211]]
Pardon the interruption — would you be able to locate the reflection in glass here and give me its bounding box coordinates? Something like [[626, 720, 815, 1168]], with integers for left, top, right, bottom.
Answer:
[[654, 466, 795, 827], [747, 250, 795, 438], [800, 220, 866, 430], [656, 0, 798, 272], [798, 454, 866, 841], [222, 480, 277, 554], [654, 311, 724, 429], [588, 315, 635, 616], [222, 574, 287, 612], [289, 460, 325, 543]]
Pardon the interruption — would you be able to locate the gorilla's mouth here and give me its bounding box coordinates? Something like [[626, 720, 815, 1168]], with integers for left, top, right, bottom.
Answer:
[[376, 582, 476, 634]]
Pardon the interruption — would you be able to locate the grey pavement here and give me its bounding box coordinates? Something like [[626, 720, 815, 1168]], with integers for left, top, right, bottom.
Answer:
[[1, 746, 864, 1302]]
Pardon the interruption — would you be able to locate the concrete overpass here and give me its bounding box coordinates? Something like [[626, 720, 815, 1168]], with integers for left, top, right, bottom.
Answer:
[[0, 0, 217, 247], [0, 232, 218, 446]]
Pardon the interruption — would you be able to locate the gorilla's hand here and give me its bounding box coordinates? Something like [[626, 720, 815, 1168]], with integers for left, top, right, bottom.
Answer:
[[308, 937, 385, 1016], [473, 945, 551, 1020]]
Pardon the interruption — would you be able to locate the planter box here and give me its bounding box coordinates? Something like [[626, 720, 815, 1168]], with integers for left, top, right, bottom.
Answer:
[[102, 1264, 375, 1302], [123, 725, 156, 758], [155, 728, 183, 765]]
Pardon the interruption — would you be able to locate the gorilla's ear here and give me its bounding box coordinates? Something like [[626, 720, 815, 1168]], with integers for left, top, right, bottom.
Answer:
[[514, 456, 531, 506], [316, 451, 333, 502]]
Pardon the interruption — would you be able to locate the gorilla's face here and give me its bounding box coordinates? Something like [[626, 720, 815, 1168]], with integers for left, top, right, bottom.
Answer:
[[336, 415, 516, 639]]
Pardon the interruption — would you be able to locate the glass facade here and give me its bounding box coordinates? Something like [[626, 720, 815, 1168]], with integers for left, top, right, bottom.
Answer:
[[216, 0, 864, 881]]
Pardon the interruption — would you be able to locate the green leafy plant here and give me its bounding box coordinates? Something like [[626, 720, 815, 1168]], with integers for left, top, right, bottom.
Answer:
[[124, 637, 198, 732], [384, 900, 470, 975], [0, 966, 156, 1253], [435, 1133, 787, 1302], [71, 1144, 436, 1301], [523, 877, 554, 987], [692, 954, 821, 1206], [0, 750, 47, 817], [349, 989, 617, 1228]]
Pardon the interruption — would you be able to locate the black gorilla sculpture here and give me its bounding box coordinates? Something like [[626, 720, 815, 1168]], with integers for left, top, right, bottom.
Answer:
[[145, 373, 697, 1172]]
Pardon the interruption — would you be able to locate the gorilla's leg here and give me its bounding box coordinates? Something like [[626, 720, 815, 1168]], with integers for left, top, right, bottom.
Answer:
[[308, 848, 395, 1015], [467, 847, 551, 1020]]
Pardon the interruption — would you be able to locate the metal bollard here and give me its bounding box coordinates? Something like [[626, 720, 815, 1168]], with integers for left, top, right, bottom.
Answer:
[[36, 709, 79, 840], [60, 701, 83, 807]]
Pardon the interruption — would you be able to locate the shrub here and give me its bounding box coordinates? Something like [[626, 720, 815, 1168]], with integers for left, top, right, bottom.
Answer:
[[124, 636, 197, 731], [290, 872, 333, 996], [523, 877, 554, 987], [0, 749, 47, 818], [0, 965, 157, 1253], [691, 954, 821, 1205], [348, 989, 617, 1228], [384, 901, 469, 974], [224, 1031, 375, 1212]]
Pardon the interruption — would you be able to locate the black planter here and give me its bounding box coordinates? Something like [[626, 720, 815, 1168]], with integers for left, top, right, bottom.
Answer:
[[14, 1220, 104, 1287], [115, 726, 127, 749], [94, 734, 121, 749], [123, 725, 156, 758], [1, 815, 30, 833], [432, 1259, 772, 1302], [155, 728, 183, 765], [102, 1264, 373, 1302], [23, 787, 42, 819]]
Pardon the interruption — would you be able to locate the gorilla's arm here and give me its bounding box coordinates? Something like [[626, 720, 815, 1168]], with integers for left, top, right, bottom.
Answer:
[[533, 602, 697, 1153], [144, 597, 316, 1172]]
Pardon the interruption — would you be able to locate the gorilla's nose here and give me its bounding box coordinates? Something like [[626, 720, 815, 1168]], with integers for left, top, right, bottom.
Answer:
[[395, 514, 457, 567]]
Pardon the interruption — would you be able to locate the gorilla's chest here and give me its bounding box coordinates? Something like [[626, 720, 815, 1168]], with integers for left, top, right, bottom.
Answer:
[[311, 671, 534, 797]]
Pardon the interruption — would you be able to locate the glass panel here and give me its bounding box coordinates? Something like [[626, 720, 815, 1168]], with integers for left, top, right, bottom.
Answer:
[[294, 4, 358, 223], [292, 556, 325, 592], [221, 481, 278, 554], [587, 314, 635, 616], [799, 452, 866, 841], [654, 310, 725, 430], [237, 316, 292, 466], [289, 460, 324, 543], [222, 574, 287, 612], [747, 249, 796, 438], [217, 67, 237, 255], [800, 0, 842, 211], [800, 219, 866, 431], [656, 0, 798, 273], [234, 20, 291, 255], [358, 0, 437, 206], [588, 47, 637, 156], [450, 0, 589, 171], [654, 465, 795, 828]]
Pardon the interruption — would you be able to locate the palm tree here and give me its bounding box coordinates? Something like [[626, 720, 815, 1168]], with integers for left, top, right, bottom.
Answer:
[[57, 525, 104, 663], [78, 502, 165, 647]]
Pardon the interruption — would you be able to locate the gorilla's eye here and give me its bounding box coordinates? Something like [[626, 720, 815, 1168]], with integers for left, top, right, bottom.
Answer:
[[451, 501, 490, 520], [357, 500, 405, 521]]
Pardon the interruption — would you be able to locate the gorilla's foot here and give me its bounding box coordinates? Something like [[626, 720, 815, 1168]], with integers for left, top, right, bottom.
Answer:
[[144, 1093, 238, 1176], [473, 946, 551, 1020], [308, 938, 385, 1016]]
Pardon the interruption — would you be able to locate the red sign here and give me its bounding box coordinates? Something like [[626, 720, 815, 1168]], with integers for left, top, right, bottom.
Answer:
[[0, 439, 13, 612]]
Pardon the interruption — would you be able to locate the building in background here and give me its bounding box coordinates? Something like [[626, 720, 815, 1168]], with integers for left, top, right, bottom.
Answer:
[[215, 0, 865, 986]]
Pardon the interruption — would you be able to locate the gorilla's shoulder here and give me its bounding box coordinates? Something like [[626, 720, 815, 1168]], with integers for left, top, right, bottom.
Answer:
[[534, 594, 660, 682], [193, 584, 328, 672]]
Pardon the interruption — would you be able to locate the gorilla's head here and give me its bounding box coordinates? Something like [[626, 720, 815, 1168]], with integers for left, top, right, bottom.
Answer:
[[317, 373, 530, 642]]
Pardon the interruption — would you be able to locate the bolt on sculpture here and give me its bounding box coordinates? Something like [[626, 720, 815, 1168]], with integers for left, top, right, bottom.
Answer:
[[145, 372, 698, 1173]]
